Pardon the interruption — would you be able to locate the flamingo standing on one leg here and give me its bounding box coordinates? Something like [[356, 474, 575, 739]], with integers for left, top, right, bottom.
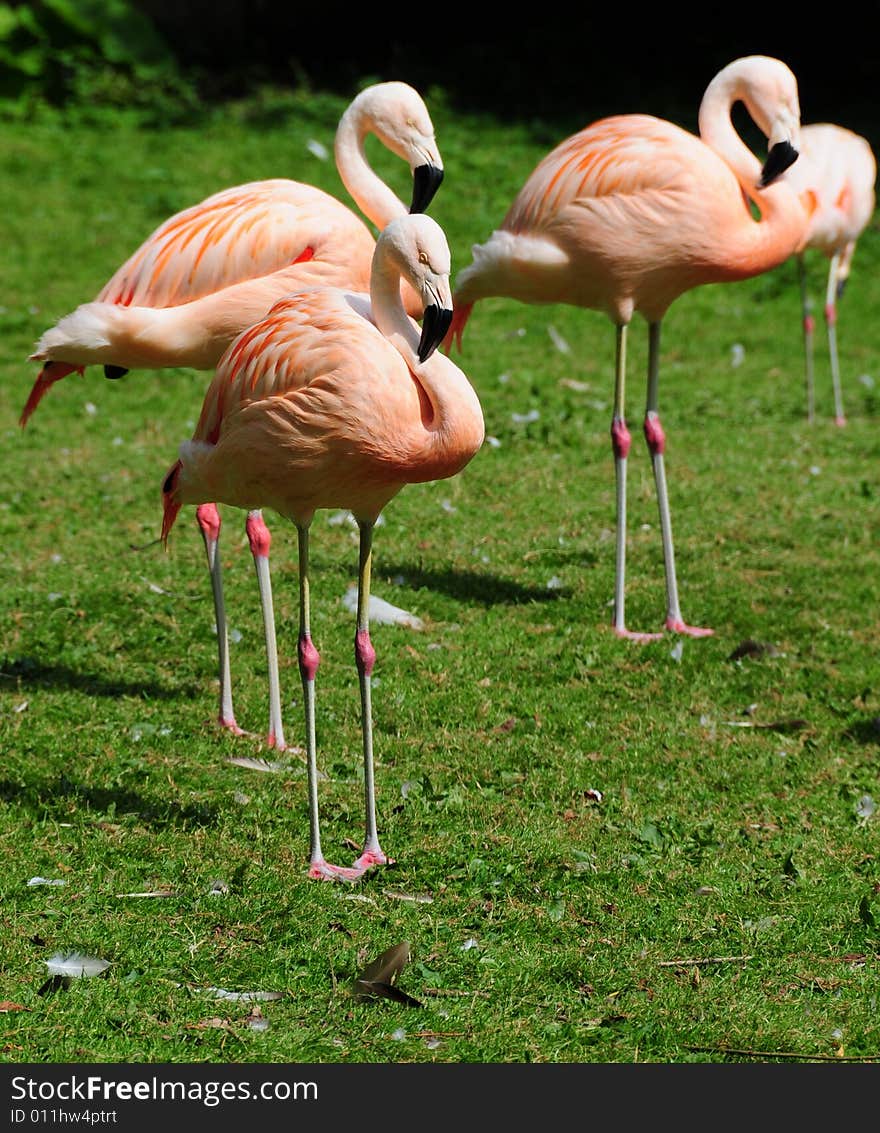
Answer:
[[161, 214, 484, 881], [445, 55, 814, 641], [22, 81, 445, 748], [783, 123, 876, 426]]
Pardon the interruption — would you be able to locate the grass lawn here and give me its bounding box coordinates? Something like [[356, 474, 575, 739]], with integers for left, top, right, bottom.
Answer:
[[1, 84, 878, 1065]]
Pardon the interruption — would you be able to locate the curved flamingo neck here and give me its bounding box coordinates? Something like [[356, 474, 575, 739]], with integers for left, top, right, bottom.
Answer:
[[370, 248, 420, 363], [698, 66, 808, 270], [698, 69, 765, 196], [369, 246, 484, 469], [335, 97, 408, 232]]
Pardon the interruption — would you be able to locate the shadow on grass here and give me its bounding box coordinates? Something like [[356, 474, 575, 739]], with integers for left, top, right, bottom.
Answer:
[[378, 565, 571, 607], [0, 774, 219, 829], [844, 716, 880, 745], [0, 655, 199, 700]]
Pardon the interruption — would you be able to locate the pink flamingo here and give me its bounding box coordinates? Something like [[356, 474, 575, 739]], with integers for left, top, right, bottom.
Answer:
[[446, 55, 813, 641], [783, 123, 876, 425], [23, 82, 444, 748], [161, 214, 484, 881]]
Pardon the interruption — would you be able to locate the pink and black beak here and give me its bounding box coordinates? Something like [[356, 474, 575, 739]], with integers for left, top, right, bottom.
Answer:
[[410, 164, 445, 214], [418, 304, 454, 362], [759, 140, 799, 188]]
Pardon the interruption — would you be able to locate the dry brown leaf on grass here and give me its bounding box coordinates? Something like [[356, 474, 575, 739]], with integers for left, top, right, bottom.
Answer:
[[188, 1017, 230, 1031]]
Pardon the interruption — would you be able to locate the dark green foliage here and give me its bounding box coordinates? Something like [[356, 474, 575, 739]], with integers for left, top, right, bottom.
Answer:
[[0, 0, 189, 120]]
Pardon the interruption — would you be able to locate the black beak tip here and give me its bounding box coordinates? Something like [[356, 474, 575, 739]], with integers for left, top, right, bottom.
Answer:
[[759, 140, 799, 188], [410, 164, 445, 215], [418, 304, 453, 362]]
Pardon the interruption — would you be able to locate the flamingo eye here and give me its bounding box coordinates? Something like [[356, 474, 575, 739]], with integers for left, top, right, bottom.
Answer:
[[418, 251, 429, 265]]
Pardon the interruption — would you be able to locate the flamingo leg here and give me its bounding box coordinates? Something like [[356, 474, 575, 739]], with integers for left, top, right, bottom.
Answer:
[[643, 322, 713, 638], [297, 522, 362, 883], [351, 520, 389, 873], [196, 504, 244, 735], [245, 510, 286, 751], [824, 252, 846, 426], [798, 254, 816, 425], [611, 324, 661, 642]]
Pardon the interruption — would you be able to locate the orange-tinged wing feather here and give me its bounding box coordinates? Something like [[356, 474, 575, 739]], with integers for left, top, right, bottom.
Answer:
[[503, 115, 712, 234], [98, 180, 364, 308], [192, 290, 380, 444]]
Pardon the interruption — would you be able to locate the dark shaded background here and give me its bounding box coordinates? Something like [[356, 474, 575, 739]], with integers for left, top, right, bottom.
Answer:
[[133, 3, 880, 147]]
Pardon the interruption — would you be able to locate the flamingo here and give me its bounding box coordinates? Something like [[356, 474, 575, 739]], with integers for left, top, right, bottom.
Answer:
[[782, 123, 876, 425], [23, 81, 444, 748], [160, 214, 485, 881], [445, 55, 813, 641]]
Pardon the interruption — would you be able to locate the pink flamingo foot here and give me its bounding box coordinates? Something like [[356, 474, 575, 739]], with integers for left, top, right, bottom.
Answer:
[[665, 617, 714, 637], [217, 715, 248, 737], [265, 732, 288, 752], [353, 846, 392, 872], [613, 625, 664, 643], [308, 858, 365, 883], [834, 415, 847, 427]]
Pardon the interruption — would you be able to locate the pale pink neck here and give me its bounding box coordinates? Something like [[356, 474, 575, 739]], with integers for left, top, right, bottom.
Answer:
[[370, 252, 483, 463], [335, 99, 408, 231], [698, 69, 764, 194], [698, 67, 806, 271]]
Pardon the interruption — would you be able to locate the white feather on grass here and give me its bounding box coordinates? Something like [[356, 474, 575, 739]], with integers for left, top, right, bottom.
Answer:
[[225, 756, 287, 773], [342, 587, 424, 629], [140, 576, 171, 595], [383, 889, 433, 904], [115, 889, 174, 898], [45, 953, 111, 978], [306, 139, 329, 160], [547, 324, 571, 353], [206, 987, 283, 1002]]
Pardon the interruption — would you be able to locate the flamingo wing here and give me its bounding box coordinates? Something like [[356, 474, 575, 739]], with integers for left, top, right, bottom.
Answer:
[[192, 290, 385, 445], [97, 180, 367, 309], [502, 115, 714, 234], [185, 289, 417, 517]]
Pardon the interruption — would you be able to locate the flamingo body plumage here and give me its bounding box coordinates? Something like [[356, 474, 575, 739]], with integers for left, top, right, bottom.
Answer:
[[448, 55, 813, 640], [162, 214, 484, 881]]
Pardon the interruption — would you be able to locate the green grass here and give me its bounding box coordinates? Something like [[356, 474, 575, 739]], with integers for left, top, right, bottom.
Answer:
[[1, 86, 879, 1065]]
